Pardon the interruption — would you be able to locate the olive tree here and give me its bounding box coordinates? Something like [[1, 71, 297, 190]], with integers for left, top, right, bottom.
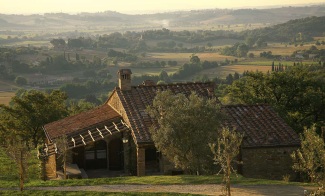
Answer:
[[291, 126, 325, 194], [0, 130, 30, 191], [55, 134, 70, 179], [210, 127, 243, 196], [146, 90, 223, 174]]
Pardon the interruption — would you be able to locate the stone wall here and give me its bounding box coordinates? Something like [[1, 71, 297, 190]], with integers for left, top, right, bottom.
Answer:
[[241, 146, 298, 180], [45, 154, 57, 179]]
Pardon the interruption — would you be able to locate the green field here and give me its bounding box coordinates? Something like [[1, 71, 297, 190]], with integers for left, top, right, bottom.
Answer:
[[3, 40, 50, 47]]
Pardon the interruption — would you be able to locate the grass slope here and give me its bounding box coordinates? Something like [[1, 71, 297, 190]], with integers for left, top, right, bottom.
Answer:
[[0, 190, 201, 196]]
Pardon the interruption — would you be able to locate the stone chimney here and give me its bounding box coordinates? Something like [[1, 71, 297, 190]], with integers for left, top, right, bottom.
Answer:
[[118, 69, 132, 91]]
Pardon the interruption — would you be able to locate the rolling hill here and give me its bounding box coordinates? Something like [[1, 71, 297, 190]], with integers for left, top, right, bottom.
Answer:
[[0, 5, 324, 31]]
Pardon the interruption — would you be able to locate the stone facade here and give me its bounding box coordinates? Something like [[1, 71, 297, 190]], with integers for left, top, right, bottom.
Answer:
[[45, 154, 57, 179], [241, 147, 298, 180]]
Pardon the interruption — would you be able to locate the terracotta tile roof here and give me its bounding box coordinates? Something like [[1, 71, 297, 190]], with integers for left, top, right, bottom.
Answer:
[[43, 80, 299, 149], [116, 82, 216, 144], [43, 105, 122, 141], [223, 104, 300, 148]]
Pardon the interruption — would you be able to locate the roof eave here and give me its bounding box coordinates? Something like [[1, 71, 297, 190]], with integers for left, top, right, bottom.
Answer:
[[242, 143, 301, 149], [43, 126, 53, 143]]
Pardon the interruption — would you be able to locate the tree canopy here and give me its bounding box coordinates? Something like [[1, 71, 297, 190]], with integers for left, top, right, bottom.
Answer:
[[291, 126, 325, 193], [146, 90, 224, 174], [0, 90, 68, 147], [221, 65, 325, 132]]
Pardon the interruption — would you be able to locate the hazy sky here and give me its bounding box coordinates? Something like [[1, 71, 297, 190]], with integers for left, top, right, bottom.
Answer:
[[0, 0, 324, 14]]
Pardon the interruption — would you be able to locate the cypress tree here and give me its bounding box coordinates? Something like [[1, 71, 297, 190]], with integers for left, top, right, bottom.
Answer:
[[272, 61, 275, 71]]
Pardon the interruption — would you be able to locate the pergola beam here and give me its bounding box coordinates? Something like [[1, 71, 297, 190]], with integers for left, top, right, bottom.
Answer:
[[71, 137, 76, 147], [121, 120, 129, 128], [96, 128, 104, 138], [105, 126, 112, 135], [88, 130, 95, 141], [80, 134, 86, 145], [113, 122, 120, 132]]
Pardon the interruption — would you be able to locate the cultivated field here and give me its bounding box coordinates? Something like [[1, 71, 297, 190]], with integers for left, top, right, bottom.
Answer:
[[0, 81, 17, 105], [0, 92, 15, 105], [0, 37, 323, 102], [0, 81, 18, 105], [250, 42, 325, 56], [145, 52, 237, 64]]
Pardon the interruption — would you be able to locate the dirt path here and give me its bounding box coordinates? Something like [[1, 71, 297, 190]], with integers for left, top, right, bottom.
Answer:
[[24, 184, 313, 196]]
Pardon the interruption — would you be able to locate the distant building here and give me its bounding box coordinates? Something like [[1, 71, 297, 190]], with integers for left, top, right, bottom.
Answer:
[[295, 54, 304, 59], [309, 54, 317, 59]]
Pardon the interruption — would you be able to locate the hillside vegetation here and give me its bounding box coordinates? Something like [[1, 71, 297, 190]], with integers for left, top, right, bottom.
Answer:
[[243, 16, 325, 42]]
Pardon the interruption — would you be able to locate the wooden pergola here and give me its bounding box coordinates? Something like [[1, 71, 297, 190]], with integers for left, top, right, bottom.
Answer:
[[39, 119, 130, 157]]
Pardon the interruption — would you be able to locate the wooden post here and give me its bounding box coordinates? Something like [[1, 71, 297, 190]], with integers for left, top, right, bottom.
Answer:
[[137, 147, 145, 176], [123, 136, 130, 175], [19, 149, 24, 191]]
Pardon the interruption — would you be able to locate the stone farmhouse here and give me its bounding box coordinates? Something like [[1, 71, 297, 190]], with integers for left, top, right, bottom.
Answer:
[[41, 69, 300, 180]]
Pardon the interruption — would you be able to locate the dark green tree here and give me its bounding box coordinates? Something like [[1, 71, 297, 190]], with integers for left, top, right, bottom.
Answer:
[[190, 54, 200, 64], [67, 99, 95, 116], [272, 61, 275, 71], [255, 38, 266, 48], [222, 65, 325, 132], [50, 38, 66, 48], [226, 74, 234, 84], [233, 72, 240, 80], [158, 70, 171, 83], [14, 76, 27, 86], [245, 36, 255, 48], [248, 53, 254, 58], [146, 91, 223, 174], [0, 90, 68, 147], [236, 43, 249, 57], [92, 56, 102, 67]]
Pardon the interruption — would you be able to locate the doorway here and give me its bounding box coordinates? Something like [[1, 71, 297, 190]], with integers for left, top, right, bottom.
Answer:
[[84, 140, 107, 170], [109, 139, 124, 170]]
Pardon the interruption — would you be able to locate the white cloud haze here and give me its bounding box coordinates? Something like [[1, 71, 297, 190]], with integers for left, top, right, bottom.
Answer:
[[0, 0, 324, 14]]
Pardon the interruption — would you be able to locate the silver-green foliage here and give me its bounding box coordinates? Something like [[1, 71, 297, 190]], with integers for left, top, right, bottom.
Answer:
[[146, 90, 223, 174], [291, 126, 325, 193], [210, 127, 243, 196]]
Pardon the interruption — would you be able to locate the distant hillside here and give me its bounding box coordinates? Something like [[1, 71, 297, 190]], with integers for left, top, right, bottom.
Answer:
[[0, 5, 324, 31], [243, 16, 325, 42]]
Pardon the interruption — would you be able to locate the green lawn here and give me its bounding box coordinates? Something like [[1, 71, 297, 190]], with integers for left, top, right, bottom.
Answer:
[[0, 190, 201, 196], [0, 139, 314, 194], [0, 174, 312, 189]]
